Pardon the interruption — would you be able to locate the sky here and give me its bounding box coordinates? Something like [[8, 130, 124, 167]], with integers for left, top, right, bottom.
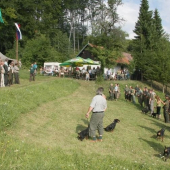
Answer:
[[117, 0, 170, 39]]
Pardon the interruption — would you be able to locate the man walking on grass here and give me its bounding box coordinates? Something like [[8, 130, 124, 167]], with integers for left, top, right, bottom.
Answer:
[[85, 87, 107, 142]]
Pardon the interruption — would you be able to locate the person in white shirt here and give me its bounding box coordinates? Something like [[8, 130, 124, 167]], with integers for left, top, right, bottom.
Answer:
[[0, 61, 5, 87], [107, 68, 112, 80], [85, 71, 89, 81], [114, 84, 118, 101]]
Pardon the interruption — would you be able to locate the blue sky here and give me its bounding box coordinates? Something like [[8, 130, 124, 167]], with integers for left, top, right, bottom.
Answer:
[[117, 0, 170, 39]]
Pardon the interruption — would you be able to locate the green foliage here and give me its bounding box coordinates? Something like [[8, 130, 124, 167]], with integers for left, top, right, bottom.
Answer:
[[153, 9, 165, 40], [0, 0, 63, 53], [21, 34, 63, 67], [132, 0, 170, 86], [0, 0, 127, 68], [49, 30, 72, 61]]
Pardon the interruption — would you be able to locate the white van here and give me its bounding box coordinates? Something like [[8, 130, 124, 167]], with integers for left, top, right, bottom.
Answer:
[[44, 62, 61, 75]]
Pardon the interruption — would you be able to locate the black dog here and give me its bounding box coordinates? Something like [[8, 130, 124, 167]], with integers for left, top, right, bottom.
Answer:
[[78, 125, 89, 141], [163, 146, 170, 161], [141, 108, 149, 114], [157, 128, 165, 142], [151, 112, 157, 118], [104, 119, 120, 132]]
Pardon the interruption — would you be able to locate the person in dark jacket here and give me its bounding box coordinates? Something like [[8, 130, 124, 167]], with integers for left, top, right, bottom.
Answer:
[[163, 95, 170, 123], [29, 64, 35, 81], [3, 59, 8, 86]]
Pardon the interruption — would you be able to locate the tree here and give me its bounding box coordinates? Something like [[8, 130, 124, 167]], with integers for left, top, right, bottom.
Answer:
[[153, 9, 164, 40], [0, 0, 63, 54], [133, 0, 154, 80], [150, 36, 170, 93], [0, 1, 18, 53], [21, 34, 62, 67]]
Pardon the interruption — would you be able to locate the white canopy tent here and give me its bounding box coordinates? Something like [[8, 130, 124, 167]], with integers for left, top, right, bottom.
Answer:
[[0, 52, 17, 63]]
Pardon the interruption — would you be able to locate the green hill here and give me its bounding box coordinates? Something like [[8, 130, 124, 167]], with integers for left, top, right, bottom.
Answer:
[[0, 70, 170, 170]]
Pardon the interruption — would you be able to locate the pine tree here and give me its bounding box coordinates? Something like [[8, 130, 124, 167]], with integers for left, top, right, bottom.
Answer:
[[132, 0, 154, 80]]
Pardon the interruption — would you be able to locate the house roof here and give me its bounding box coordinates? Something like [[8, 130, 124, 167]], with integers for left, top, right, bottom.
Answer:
[[116, 52, 133, 64], [76, 43, 133, 64]]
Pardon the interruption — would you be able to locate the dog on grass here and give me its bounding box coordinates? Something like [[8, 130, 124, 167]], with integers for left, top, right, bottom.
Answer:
[[141, 108, 149, 114], [78, 125, 89, 141], [104, 119, 120, 132], [157, 128, 165, 142], [151, 112, 157, 118], [163, 146, 170, 161]]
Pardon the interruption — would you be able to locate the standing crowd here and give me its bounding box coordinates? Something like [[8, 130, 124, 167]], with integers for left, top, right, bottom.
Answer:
[[106, 68, 130, 80], [124, 85, 170, 123], [0, 58, 20, 87]]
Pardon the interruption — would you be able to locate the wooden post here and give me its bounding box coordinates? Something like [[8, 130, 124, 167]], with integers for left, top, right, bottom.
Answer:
[[16, 39, 18, 63]]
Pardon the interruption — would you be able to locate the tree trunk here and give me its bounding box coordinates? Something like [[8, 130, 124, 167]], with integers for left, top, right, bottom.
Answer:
[[68, 12, 73, 55], [73, 22, 75, 54], [162, 84, 165, 93]]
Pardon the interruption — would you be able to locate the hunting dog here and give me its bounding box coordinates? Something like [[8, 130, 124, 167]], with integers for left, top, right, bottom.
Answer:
[[157, 128, 165, 142], [141, 108, 149, 114], [163, 146, 170, 161], [151, 112, 157, 118], [78, 125, 89, 141], [104, 119, 120, 132]]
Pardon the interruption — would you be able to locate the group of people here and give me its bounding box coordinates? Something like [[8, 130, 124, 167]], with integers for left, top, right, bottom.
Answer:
[[109, 83, 121, 101], [0, 58, 20, 87], [106, 68, 130, 80], [73, 66, 101, 80], [40, 65, 101, 80], [124, 85, 170, 123]]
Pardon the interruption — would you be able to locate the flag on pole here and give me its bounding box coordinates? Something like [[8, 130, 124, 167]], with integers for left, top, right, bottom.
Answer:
[[15, 23, 22, 40], [0, 8, 4, 23]]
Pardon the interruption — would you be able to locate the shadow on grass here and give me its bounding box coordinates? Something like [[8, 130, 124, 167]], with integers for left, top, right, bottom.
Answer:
[[139, 138, 164, 155], [81, 118, 89, 125], [145, 118, 169, 131], [76, 119, 89, 133], [138, 125, 156, 134]]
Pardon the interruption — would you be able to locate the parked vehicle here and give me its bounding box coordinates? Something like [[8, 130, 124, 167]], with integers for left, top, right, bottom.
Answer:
[[44, 62, 61, 75]]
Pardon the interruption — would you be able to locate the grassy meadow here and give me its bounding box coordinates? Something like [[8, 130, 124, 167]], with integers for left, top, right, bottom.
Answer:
[[1, 69, 170, 170]]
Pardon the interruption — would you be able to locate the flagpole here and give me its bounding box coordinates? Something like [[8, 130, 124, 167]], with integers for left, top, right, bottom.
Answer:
[[16, 39, 18, 63]]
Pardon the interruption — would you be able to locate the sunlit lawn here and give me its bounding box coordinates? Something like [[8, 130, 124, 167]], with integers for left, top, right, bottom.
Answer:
[[0, 70, 170, 169]]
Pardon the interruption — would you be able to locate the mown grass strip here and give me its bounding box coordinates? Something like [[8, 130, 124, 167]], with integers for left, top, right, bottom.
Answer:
[[0, 78, 79, 131]]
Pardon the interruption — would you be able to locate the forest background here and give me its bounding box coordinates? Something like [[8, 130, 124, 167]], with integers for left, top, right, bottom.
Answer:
[[0, 0, 170, 88]]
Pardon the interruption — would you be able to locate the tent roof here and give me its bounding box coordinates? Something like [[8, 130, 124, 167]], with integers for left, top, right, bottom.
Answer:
[[0, 52, 17, 62]]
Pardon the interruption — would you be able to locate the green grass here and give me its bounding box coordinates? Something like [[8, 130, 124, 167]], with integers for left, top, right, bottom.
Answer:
[[1, 71, 170, 170]]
